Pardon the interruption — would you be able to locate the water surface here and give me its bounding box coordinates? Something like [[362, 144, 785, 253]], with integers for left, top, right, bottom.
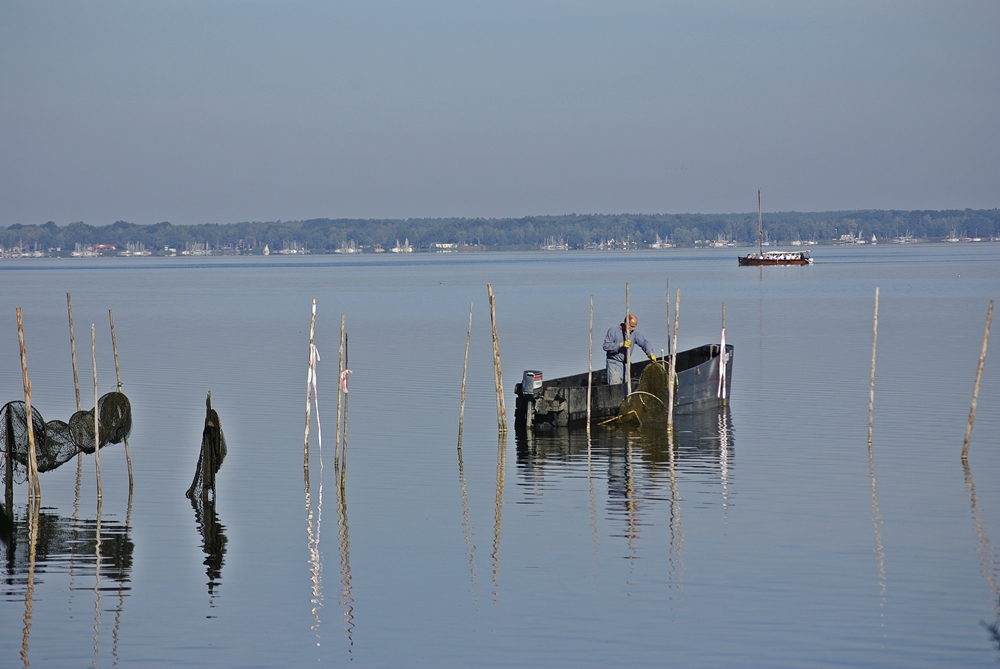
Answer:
[[1, 243, 998, 667]]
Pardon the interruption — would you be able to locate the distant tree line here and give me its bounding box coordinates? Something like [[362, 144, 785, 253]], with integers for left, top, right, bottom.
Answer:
[[3, 209, 999, 253]]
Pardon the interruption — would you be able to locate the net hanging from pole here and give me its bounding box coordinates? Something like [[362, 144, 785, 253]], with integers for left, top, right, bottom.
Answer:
[[186, 393, 226, 500], [1, 392, 133, 482]]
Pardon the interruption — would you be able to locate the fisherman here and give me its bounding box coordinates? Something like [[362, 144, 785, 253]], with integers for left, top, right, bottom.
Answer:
[[603, 314, 657, 385]]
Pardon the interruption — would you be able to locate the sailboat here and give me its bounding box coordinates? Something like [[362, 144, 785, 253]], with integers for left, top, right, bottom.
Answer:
[[871, 233, 878, 245], [738, 191, 813, 266]]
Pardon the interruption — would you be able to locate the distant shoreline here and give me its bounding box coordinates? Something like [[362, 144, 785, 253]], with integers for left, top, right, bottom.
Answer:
[[3, 209, 999, 255]]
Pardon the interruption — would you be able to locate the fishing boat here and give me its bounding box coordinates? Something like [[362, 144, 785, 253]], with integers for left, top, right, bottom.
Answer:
[[514, 343, 733, 429], [738, 191, 813, 266]]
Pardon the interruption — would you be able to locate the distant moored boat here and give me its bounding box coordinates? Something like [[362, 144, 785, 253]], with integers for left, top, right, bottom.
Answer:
[[738, 191, 814, 266]]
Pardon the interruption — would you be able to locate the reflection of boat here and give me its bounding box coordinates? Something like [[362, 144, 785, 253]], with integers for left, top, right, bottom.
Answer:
[[514, 344, 733, 429], [739, 191, 813, 266], [517, 405, 733, 468]]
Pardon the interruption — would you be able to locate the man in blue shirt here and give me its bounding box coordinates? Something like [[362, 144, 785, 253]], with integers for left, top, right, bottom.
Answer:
[[603, 314, 656, 385]]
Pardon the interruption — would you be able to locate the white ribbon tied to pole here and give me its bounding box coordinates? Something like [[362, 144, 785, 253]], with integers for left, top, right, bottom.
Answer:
[[340, 369, 352, 393], [309, 343, 322, 454], [717, 328, 727, 399]]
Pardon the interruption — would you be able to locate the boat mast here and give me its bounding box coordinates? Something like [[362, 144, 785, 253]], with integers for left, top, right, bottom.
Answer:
[[757, 190, 763, 258]]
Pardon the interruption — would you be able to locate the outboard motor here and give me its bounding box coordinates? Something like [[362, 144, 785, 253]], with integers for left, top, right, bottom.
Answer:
[[515, 370, 543, 429], [521, 370, 543, 396]]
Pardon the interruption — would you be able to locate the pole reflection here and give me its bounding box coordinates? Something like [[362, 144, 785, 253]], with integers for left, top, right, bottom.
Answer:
[[492, 432, 507, 602], [1, 500, 134, 667], [456, 441, 478, 596], [963, 459, 1000, 651], [21, 496, 39, 668], [188, 492, 227, 608], [868, 439, 887, 625], [334, 456, 354, 654]]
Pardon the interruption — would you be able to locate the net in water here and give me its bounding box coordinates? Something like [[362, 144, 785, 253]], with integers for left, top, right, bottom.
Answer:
[[1, 392, 132, 482]]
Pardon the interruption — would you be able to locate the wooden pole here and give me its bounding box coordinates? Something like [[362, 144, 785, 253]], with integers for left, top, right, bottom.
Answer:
[[304, 299, 316, 470], [667, 290, 680, 429], [342, 331, 349, 466], [665, 279, 670, 357], [67, 294, 81, 411], [92, 324, 102, 501], [67, 293, 84, 499], [16, 308, 41, 500], [487, 284, 507, 434], [336, 314, 345, 467], [625, 283, 631, 394], [867, 288, 879, 447], [721, 301, 727, 406], [4, 394, 13, 515], [587, 296, 593, 424], [109, 310, 122, 392], [962, 299, 993, 460], [458, 303, 472, 447], [203, 392, 213, 497], [109, 310, 133, 491]]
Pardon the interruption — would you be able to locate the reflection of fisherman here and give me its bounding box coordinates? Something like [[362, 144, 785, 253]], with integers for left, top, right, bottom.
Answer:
[[603, 314, 656, 385]]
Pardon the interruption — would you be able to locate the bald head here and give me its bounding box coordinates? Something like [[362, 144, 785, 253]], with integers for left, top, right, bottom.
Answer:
[[622, 314, 638, 332]]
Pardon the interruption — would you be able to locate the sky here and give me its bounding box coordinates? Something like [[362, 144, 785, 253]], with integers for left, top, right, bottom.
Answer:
[[1, 1, 998, 227]]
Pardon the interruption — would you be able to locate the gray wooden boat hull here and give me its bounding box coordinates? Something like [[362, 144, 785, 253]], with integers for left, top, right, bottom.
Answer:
[[514, 343, 733, 429]]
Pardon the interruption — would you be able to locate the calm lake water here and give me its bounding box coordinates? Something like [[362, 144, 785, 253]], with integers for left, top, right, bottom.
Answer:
[[1, 243, 999, 667]]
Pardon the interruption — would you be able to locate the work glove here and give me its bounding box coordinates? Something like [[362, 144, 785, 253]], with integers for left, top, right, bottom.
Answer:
[[648, 352, 657, 362], [622, 339, 631, 349]]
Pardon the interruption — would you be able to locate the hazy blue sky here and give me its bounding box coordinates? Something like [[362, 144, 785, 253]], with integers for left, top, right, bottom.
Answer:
[[2, 1, 998, 226]]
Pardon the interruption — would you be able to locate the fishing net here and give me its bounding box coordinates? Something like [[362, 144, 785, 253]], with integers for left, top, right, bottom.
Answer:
[[617, 362, 675, 426], [1, 392, 132, 481], [186, 393, 226, 500]]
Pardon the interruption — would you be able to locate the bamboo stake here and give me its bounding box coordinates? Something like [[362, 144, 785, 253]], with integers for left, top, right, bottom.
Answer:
[[109, 311, 121, 392], [67, 294, 81, 411], [92, 324, 102, 501], [721, 301, 727, 406], [587, 296, 593, 424], [342, 331, 349, 467], [336, 314, 344, 467], [625, 283, 631, 394], [304, 299, 317, 470], [487, 284, 507, 434], [109, 310, 133, 491], [665, 279, 670, 357], [4, 399, 12, 516], [458, 303, 473, 447], [867, 288, 879, 447], [962, 299, 993, 460], [667, 290, 680, 429], [16, 308, 41, 500], [67, 294, 84, 503]]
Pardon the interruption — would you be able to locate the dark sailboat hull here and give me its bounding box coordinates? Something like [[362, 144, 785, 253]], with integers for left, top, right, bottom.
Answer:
[[738, 255, 811, 266]]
